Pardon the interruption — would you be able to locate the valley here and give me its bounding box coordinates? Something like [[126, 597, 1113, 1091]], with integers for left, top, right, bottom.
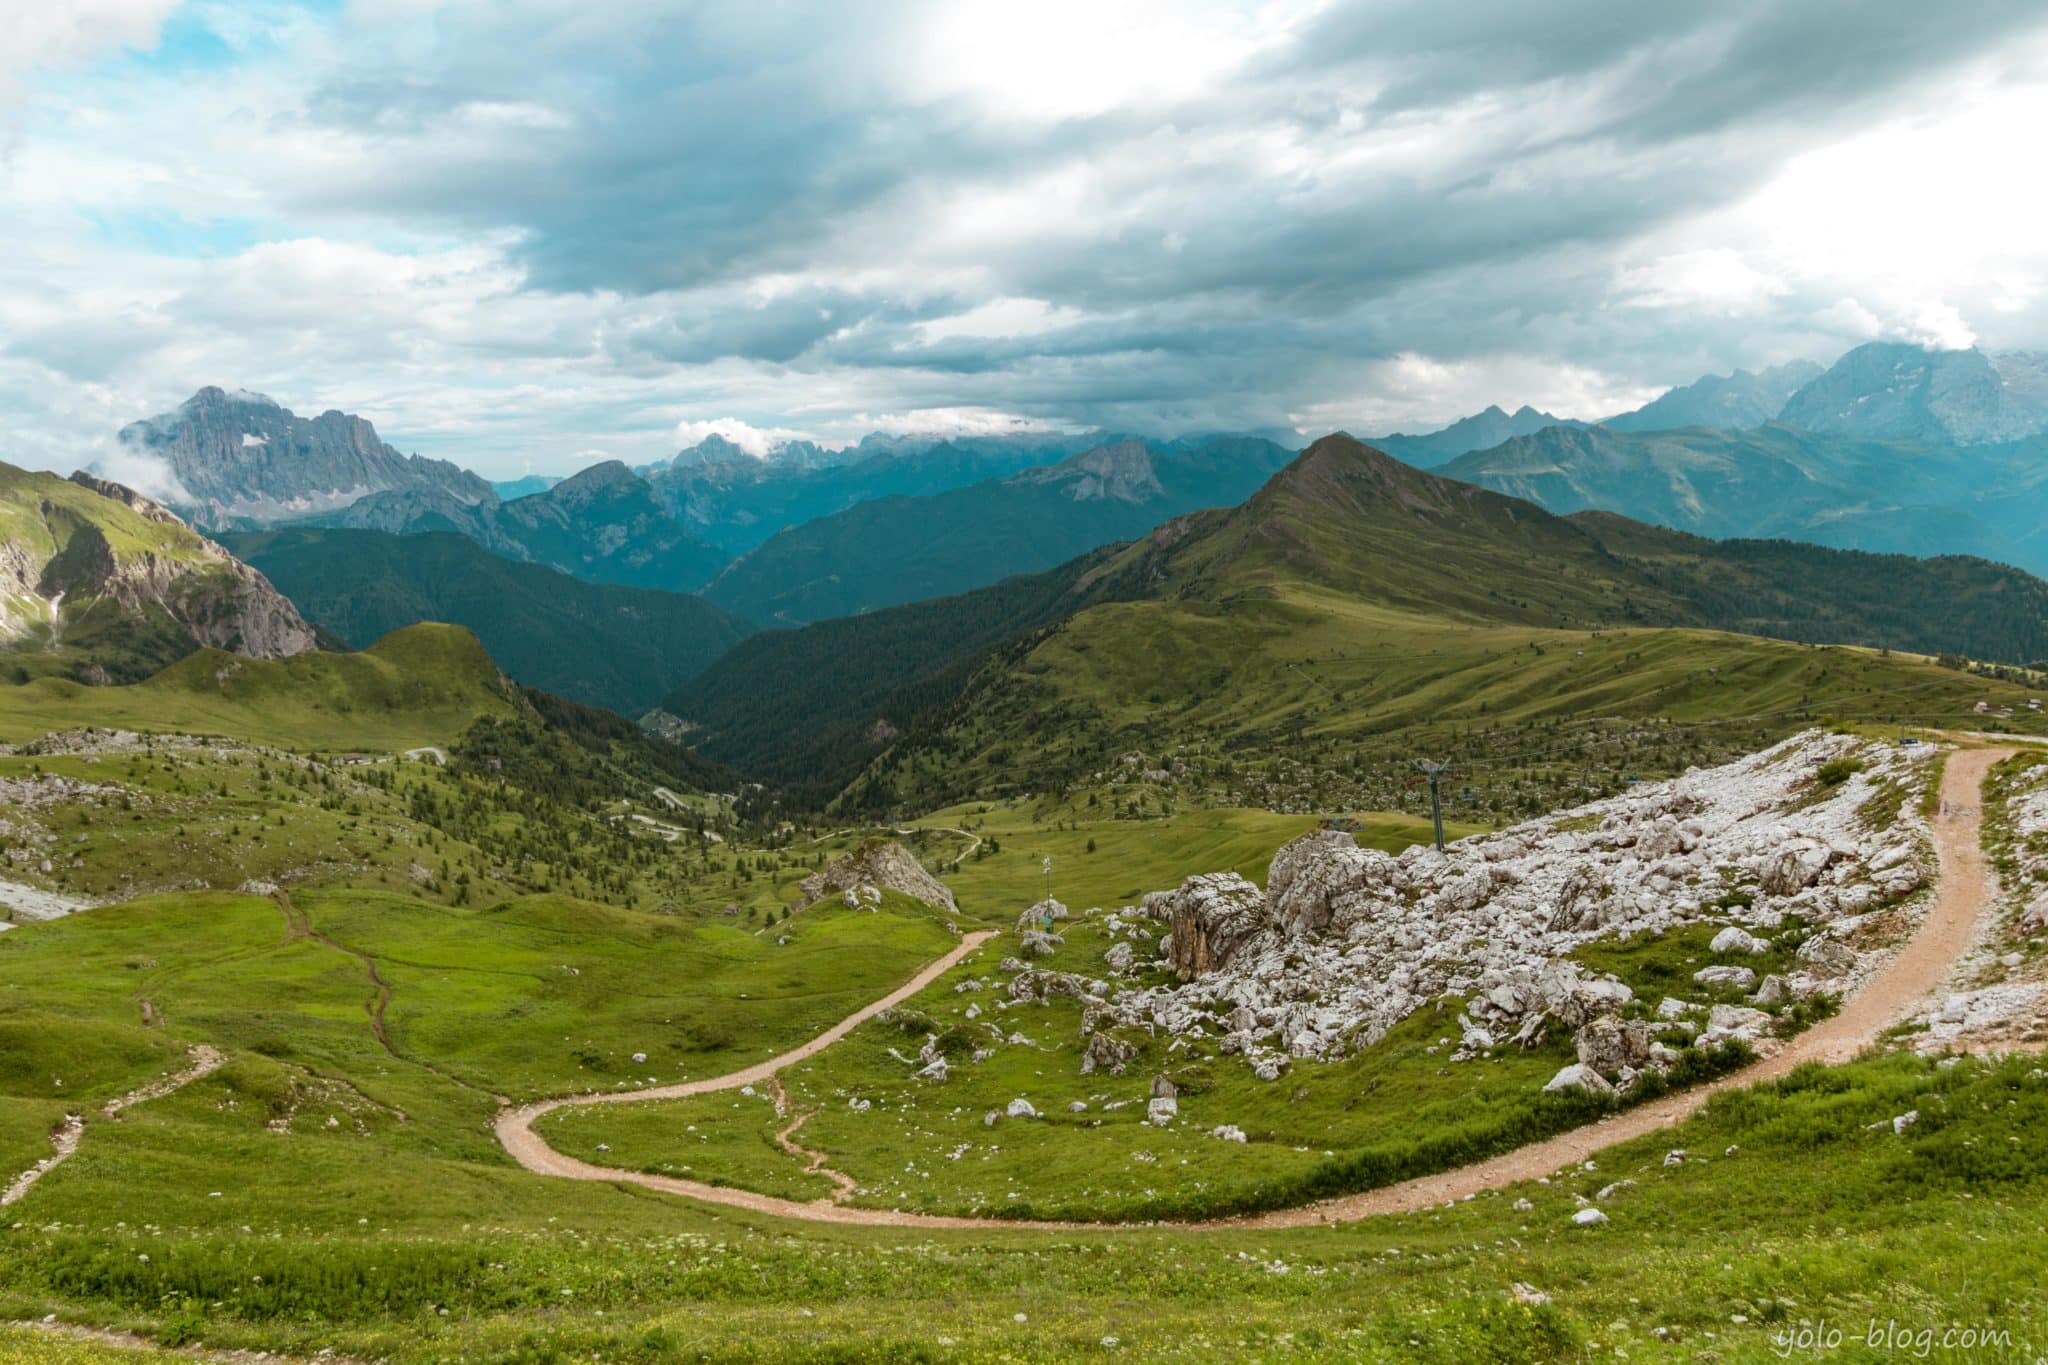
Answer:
[[4, 377, 2048, 1363]]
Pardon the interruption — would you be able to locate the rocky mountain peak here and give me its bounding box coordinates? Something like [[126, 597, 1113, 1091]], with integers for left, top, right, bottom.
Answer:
[[556, 460, 644, 494], [1053, 438, 1164, 504], [1776, 342, 2048, 444], [116, 388, 494, 531]]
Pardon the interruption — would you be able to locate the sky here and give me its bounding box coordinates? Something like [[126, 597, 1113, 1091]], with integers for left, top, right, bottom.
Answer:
[[5, 1, 2048, 478]]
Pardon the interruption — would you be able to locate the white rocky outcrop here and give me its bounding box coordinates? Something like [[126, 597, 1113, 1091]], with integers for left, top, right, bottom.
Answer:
[[2005, 763, 2048, 938], [796, 840, 957, 913], [1084, 732, 1934, 1090]]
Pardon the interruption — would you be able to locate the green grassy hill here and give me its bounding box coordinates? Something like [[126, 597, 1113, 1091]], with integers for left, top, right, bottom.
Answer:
[[844, 437, 2048, 815], [1, 462, 315, 683], [222, 527, 754, 714], [1, 849, 2045, 1358], [0, 622, 516, 749], [1577, 511, 2048, 663], [662, 529, 1206, 804]]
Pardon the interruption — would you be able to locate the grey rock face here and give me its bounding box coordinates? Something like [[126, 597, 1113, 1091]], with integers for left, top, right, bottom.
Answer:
[[1778, 343, 2048, 445], [118, 387, 494, 530], [1144, 872, 1267, 980]]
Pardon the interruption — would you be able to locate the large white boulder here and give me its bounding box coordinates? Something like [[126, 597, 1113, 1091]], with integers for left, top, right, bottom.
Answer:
[[1709, 926, 1768, 956], [1693, 965, 1757, 991], [1543, 1063, 1617, 1098]]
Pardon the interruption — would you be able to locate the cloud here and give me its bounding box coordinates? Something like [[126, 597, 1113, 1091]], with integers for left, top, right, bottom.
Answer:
[[0, 1, 179, 92], [85, 440, 192, 506], [671, 417, 813, 457], [1, 2, 2047, 471]]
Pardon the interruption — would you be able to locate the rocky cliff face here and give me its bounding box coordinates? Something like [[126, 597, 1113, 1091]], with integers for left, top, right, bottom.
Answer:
[[1019, 439, 1166, 504], [0, 461, 316, 674], [115, 387, 495, 530]]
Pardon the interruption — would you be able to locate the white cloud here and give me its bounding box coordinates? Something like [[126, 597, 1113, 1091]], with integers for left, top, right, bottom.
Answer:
[[1614, 249, 1787, 314], [3, 3, 2048, 476], [846, 407, 1071, 440], [915, 297, 1088, 345], [84, 441, 192, 506], [915, 0, 1310, 122], [1289, 351, 1664, 433], [671, 417, 814, 457], [0, 1, 179, 87]]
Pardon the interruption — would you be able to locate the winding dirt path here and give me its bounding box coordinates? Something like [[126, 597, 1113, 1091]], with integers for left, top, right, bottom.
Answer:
[[768, 1077, 859, 1203], [2, 1046, 226, 1208], [276, 890, 396, 1056], [496, 749, 2011, 1231]]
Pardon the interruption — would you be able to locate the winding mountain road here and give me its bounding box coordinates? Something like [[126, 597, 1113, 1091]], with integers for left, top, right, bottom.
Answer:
[[495, 746, 2013, 1231]]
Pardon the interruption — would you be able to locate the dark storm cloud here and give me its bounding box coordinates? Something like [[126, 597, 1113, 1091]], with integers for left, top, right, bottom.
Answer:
[[10, 0, 2044, 464]]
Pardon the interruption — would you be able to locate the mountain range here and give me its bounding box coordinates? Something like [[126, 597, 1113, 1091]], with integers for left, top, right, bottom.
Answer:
[[1367, 404, 1573, 467], [118, 387, 494, 530], [311, 460, 729, 591], [700, 435, 1295, 623], [642, 429, 1108, 555], [671, 435, 2048, 810], [1601, 359, 1823, 433], [1440, 421, 2048, 575], [1377, 345, 2047, 464], [81, 341, 2048, 612]]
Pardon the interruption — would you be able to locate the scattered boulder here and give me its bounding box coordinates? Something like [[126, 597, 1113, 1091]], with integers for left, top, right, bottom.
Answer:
[[1211, 1124, 1248, 1143], [1693, 965, 1757, 991], [1572, 1015, 1654, 1078], [1703, 1003, 1772, 1044], [1759, 840, 1832, 895], [1008, 970, 1092, 1004], [1146, 1096, 1178, 1126], [1796, 936, 1857, 979], [1016, 898, 1070, 931], [1018, 929, 1064, 958], [1104, 941, 1135, 973], [1709, 926, 1768, 956], [1571, 1207, 1609, 1227], [1081, 1032, 1138, 1076], [1542, 1063, 1616, 1099], [1005, 1098, 1039, 1120], [1266, 829, 1402, 937]]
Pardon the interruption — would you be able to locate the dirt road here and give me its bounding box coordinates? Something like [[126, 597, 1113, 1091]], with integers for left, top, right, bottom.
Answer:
[[496, 748, 2011, 1231]]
